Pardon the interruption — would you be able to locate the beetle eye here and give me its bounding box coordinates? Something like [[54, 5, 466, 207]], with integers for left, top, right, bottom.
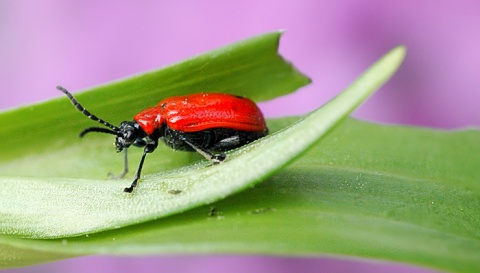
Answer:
[[125, 130, 134, 141]]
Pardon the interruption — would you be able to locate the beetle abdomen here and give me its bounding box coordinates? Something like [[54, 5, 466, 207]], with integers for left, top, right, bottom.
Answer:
[[161, 127, 267, 152]]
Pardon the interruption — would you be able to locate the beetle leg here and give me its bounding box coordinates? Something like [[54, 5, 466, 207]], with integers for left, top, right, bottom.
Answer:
[[124, 143, 156, 193], [123, 149, 147, 193], [109, 148, 129, 179], [182, 139, 226, 164], [212, 135, 241, 150]]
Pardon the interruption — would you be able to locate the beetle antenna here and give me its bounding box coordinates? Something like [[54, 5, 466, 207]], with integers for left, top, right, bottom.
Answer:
[[79, 127, 121, 138], [57, 85, 120, 132]]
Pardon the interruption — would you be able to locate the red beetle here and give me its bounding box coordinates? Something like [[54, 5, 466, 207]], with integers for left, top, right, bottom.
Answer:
[[58, 86, 268, 193]]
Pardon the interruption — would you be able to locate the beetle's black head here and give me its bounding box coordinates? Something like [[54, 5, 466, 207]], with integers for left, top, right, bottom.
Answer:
[[114, 121, 144, 152], [78, 120, 145, 153]]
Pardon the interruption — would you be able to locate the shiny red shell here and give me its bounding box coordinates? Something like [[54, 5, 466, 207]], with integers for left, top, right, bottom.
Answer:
[[134, 93, 267, 135]]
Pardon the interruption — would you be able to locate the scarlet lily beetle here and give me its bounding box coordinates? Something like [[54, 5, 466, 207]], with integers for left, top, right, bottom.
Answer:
[[58, 86, 268, 193]]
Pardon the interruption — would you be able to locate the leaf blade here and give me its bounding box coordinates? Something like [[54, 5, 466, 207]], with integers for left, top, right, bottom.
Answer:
[[0, 46, 405, 239], [2, 118, 479, 273]]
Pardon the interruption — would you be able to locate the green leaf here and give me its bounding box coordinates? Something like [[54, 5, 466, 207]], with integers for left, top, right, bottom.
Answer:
[[0, 45, 404, 238], [2, 118, 479, 273], [0, 34, 408, 268]]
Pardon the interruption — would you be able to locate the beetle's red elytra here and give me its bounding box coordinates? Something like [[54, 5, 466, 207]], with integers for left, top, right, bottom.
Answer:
[[134, 93, 267, 134], [57, 86, 268, 193]]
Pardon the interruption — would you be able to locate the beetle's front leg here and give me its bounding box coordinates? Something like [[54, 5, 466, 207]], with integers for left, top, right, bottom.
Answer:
[[123, 141, 157, 193]]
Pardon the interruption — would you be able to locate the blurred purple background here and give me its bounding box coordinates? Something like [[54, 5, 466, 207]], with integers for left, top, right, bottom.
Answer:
[[2, 0, 478, 272]]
